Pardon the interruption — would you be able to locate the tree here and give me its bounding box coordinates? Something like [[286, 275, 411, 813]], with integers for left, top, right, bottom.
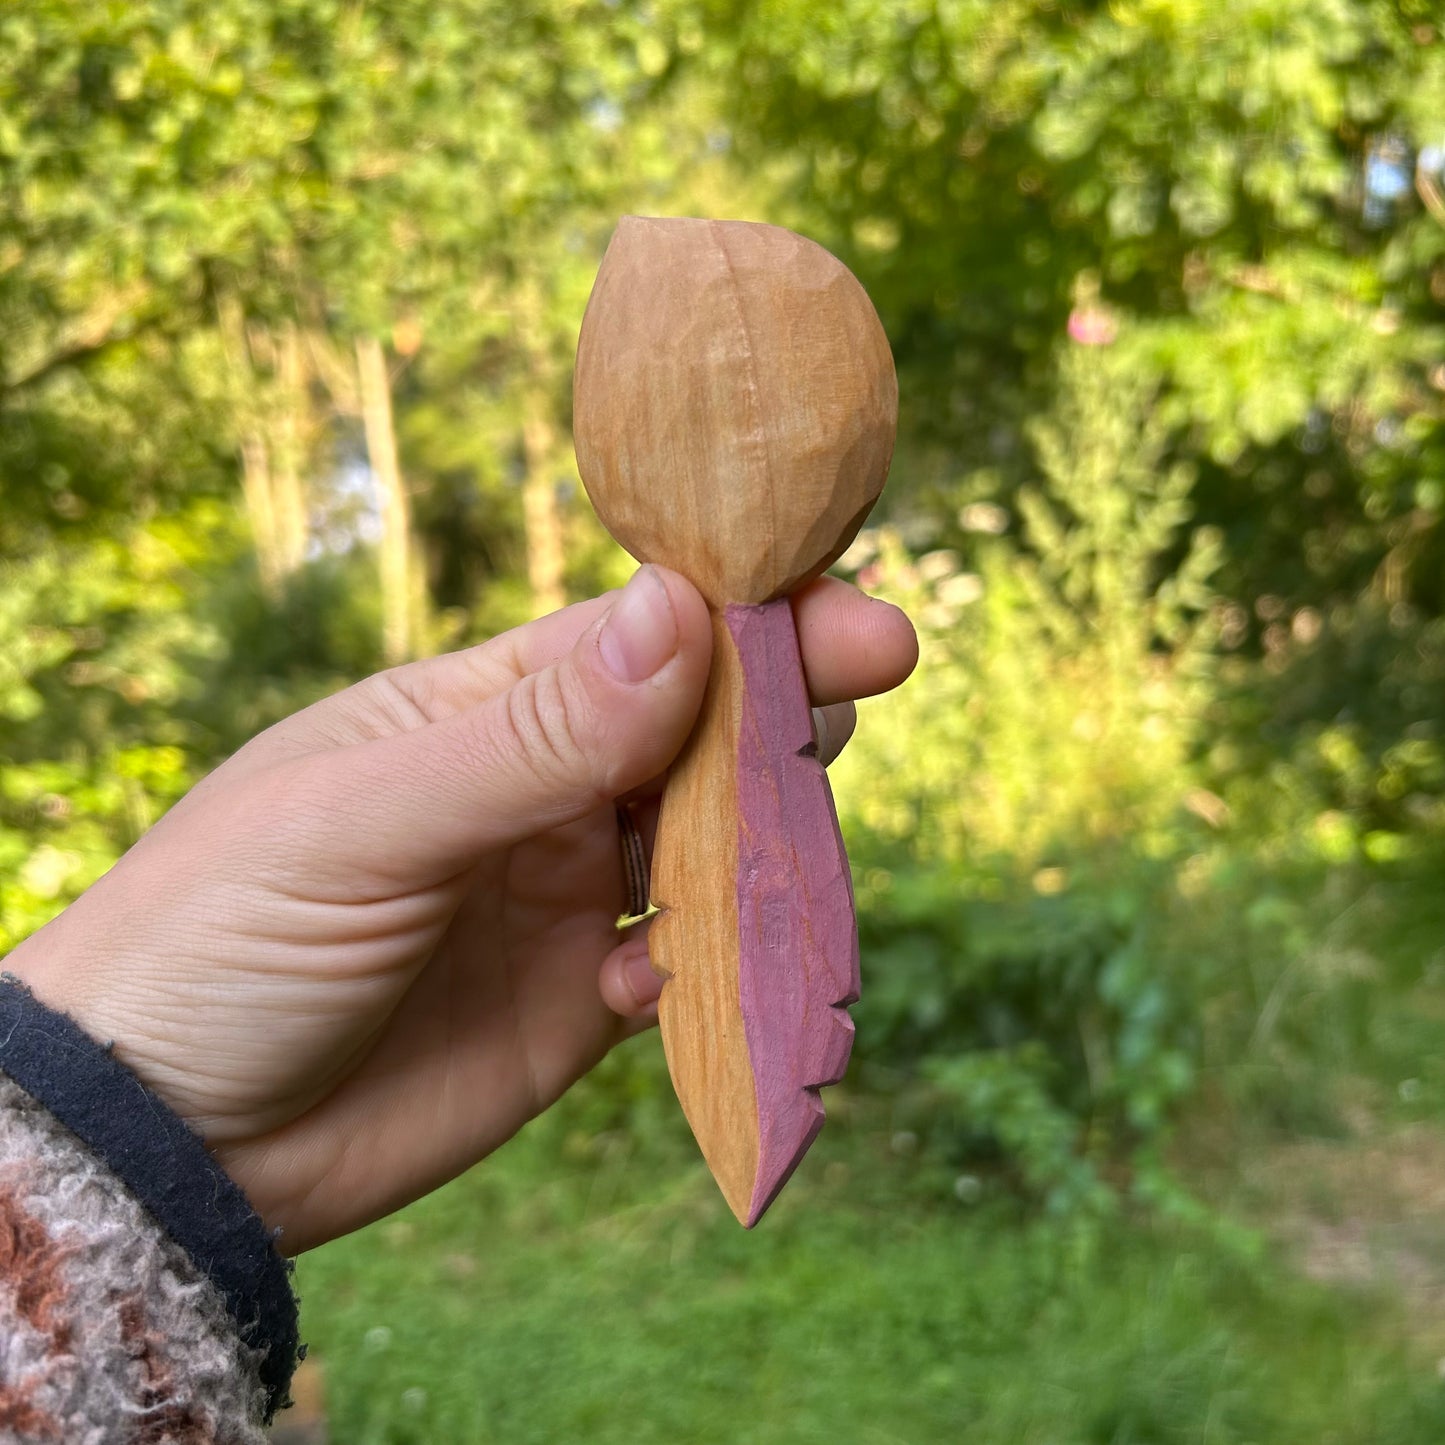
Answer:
[[708, 0, 1445, 621], [0, 0, 715, 654], [0, 0, 720, 935]]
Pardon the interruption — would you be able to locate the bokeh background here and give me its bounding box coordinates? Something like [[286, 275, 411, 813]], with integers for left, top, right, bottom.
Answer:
[[5, 3, 1445, 1441]]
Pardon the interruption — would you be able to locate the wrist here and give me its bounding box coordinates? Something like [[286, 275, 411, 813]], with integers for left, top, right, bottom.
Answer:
[[0, 975, 300, 1412], [4, 904, 188, 1128], [5, 923, 84, 1028]]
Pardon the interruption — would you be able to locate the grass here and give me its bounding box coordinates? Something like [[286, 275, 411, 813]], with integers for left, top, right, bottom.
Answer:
[[298, 1111, 1445, 1444], [294, 860, 1445, 1443]]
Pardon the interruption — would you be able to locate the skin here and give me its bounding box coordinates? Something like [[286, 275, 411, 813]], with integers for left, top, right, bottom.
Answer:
[[7, 566, 917, 1253]]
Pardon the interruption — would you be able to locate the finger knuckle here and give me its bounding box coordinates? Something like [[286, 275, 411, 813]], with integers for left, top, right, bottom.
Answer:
[[502, 665, 601, 795]]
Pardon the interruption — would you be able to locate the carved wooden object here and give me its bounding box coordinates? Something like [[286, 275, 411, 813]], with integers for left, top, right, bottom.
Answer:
[[573, 216, 897, 1224]]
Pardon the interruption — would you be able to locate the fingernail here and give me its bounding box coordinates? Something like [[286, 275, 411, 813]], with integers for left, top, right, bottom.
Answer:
[[625, 949, 665, 1008], [599, 566, 678, 683]]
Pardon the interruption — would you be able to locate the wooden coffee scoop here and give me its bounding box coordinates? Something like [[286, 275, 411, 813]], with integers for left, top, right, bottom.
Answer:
[[573, 216, 897, 1224]]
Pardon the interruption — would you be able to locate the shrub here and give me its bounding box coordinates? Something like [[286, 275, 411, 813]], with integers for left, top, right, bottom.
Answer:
[[833, 350, 1222, 1208]]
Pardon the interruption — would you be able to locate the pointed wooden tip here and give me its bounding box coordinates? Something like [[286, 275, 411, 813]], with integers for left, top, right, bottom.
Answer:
[[653, 603, 859, 1230]]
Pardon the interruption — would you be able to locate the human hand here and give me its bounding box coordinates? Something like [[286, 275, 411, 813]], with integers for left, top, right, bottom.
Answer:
[[7, 567, 916, 1252]]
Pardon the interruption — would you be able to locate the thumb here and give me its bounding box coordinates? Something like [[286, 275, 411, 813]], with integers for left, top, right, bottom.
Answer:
[[294, 566, 713, 886]]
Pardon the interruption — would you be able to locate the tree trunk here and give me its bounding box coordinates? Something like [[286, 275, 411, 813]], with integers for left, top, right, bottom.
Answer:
[[356, 334, 416, 665], [217, 295, 286, 599], [273, 321, 309, 576], [238, 434, 282, 599], [521, 391, 565, 616]]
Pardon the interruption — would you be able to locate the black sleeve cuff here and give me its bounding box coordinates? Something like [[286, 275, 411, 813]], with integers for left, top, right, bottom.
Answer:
[[0, 973, 300, 1419]]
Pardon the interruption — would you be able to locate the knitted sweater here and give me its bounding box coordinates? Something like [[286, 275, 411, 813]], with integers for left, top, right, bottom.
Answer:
[[0, 980, 298, 1443]]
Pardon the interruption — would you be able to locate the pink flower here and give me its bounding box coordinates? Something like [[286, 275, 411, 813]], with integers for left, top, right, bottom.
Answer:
[[1067, 306, 1118, 346]]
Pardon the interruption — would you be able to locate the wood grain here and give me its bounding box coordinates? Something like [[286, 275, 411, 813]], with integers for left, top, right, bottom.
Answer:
[[650, 610, 760, 1219], [574, 217, 896, 606], [572, 214, 896, 1224], [730, 599, 858, 1225], [649, 602, 860, 1225]]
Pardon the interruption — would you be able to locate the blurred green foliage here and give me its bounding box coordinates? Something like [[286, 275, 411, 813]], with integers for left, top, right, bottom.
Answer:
[[296, 850, 1445, 1440], [298, 1103, 1445, 1444], [720, 0, 1445, 600], [829, 348, 1221, 1206], [3, 0, 1444, 1219]]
